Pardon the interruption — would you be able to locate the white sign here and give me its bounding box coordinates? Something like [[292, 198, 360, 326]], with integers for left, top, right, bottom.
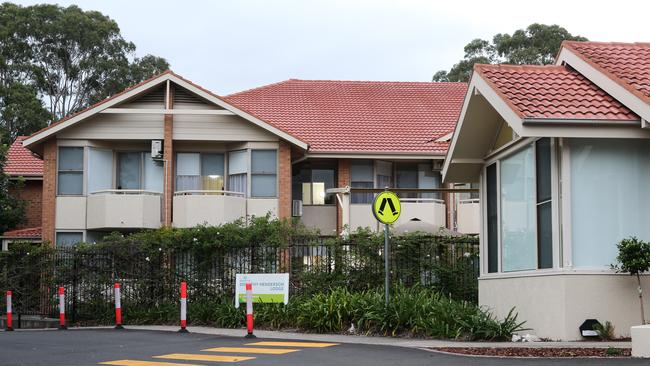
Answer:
[[234, 273, 290, 308]]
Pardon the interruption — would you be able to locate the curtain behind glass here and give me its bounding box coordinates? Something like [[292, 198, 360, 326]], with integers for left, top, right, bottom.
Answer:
[[176, 153, 200, 191], [500, 146, 536, 272], [570, 139, 650, 268]]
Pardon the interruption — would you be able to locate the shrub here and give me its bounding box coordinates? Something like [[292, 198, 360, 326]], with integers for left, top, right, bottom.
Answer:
[[594, 321, 616, 341], [612, 237, 650, 325]]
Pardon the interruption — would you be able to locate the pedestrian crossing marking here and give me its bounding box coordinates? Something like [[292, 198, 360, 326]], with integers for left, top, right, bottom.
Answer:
[[246, 341, 339, 348], [100, 360, 201, 366], [153, 353, 255, 362], [203, 347, 299, 354]]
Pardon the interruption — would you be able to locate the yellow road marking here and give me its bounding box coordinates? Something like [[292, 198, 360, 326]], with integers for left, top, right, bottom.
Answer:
[[99, 360, 202, 366], [246, 341, 339, 348], [154, 353, 255, 362], [202, 347, 299, 354]]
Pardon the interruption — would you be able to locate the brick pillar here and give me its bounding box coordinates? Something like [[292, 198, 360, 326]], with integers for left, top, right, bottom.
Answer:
[[277, 140, 292, 220], [41, 140, 57, 245], [163, 114, 173, 226], [336, 159, 350, 234]]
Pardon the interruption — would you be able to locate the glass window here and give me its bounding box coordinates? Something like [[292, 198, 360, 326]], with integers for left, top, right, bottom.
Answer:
[[500, 145, 536, 272], [396, 163, 418, 199], [293, 161, 337, 205], [486, 163, 498, 273], [201, 154, 225, 190], [117, 152, 142, 190], [536, 138, 553, 269], [144, 153, 164, 192], [418, 163, 441, 199], [376, 161, 393, 190], [351, 160, 374, 204], [570, 139, 650, 268], [228, 150, 248, 194], [56, 232, 83, 247], [88, 148, 113, 194], [58, 147, 84, 195], [251, 150, 277, 197], [176, 153, 200, 191]]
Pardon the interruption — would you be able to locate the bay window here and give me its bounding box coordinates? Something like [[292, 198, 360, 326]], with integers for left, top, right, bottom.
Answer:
[[176, 153, 224, 191], [117, 152, 163, 192], [58, 147, 84, 195], [485, 138, 553, 273], [228, 150, 247, 194]]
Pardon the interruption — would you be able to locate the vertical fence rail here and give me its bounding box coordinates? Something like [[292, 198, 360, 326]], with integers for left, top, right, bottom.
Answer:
[[0, 235, 478, 325]]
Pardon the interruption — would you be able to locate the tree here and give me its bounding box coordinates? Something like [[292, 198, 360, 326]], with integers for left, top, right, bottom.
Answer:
[[433, 24, 588, 82], [0, 144, 25, 233], [613, 237, 650, 325], [0, 2, 170, 137], [0, 83, 50, 144]]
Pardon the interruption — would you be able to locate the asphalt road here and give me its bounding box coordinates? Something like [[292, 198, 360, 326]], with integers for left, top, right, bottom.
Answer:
[[0, 329, 646, 366]]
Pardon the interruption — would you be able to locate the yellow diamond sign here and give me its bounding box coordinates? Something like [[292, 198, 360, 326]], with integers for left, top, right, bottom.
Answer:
[[372, 191, 401, 225]]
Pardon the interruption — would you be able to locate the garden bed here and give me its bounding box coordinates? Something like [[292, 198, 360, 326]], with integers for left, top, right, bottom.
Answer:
[[430, 347, 631, 358]]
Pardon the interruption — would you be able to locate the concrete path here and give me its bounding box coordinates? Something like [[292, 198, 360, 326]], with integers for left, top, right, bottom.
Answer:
[[115, 325, 631, 349]]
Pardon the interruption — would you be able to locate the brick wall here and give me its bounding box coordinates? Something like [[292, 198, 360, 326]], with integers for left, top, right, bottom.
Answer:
[[336, 158, 350, 234], [9, 180, 43, 229], [163, 114, 173, 226], [41, 140, 57, 245], [277, 140, 292, 219]]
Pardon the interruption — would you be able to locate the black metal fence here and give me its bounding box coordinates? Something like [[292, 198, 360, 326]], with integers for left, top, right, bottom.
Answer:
[[0, 235, 479, 325]]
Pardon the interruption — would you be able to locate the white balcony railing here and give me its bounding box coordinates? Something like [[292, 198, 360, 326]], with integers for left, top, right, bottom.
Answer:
[[457, 198, 480, 234], [349, 199, 446, 233], [87, 190, 162, 229], [174, 190, 245, 197], [173, 191, 246, 228]]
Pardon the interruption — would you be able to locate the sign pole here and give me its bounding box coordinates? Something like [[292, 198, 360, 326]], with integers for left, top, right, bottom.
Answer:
[[384, 223, 390, 306]]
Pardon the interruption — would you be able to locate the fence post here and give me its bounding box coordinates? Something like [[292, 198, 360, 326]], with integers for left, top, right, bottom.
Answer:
[[58, 286, 66, 330], [6, 290, 13, 331], [179, 282, 188, 333], [245, 281, 255, 338], [114, 283, 123, 330]]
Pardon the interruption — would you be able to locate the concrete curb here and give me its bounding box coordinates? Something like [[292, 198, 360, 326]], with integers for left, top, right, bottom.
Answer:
[[105, 325, 631, 349]]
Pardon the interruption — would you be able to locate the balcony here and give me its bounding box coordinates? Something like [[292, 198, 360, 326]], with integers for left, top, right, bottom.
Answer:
[[173, 190, 246, 228], [349, 198, 446, 233], [457, 198, 480, 234], [87, 190, 162, 230]]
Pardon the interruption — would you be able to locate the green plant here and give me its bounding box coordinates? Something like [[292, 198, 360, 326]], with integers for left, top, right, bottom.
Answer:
[[612, 237, 650, 325], [606, 347, 623, 356], [594, 321, 616, 341]]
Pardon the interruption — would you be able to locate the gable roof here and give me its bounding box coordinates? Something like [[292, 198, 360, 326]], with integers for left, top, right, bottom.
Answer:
[[225, 79, 468, 155], [23, 71, 309, 152], [474, 64, 639, 123], [562, 41, 650, 104], [1, 226, 42, 239], [4, 136, 43, 177]]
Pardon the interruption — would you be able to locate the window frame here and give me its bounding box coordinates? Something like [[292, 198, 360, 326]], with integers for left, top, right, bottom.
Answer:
[[55, 231, 84, 247], [57, 146, 85, 196], [175, 152, 226, 192], [481, 137, 559, 276], [250, 149, 278, 198]]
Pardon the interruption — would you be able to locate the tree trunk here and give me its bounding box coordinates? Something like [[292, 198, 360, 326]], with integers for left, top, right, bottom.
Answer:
[[637, 273, 646, 325]]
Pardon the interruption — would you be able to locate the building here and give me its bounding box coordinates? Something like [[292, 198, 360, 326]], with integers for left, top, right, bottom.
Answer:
[[1, 136, 43, 249], [19, 71, 477, 246], [444, 41, 650, 340]]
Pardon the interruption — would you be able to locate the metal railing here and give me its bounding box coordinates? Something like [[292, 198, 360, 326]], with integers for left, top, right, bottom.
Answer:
[[174, 190, 246, 197], [90, 189, 163, 195]]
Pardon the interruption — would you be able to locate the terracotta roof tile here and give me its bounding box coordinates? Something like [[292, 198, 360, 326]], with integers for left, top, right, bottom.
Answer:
[[563, 41, 650, 104], [4, 136, 43, 176], [474, 64, 639, 121], [225, 80, 468, 154], [2, 226, 42, 238]]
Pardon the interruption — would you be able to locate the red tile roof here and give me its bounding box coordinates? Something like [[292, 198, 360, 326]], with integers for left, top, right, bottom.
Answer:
[[4, 136, 43, 177], [1, 226, 42, 238], [225, 80, 468, 154], [563, 41, 650, 104], [474, 64, 639, 121]]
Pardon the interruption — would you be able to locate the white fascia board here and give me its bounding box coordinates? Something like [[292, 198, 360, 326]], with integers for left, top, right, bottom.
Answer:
[[557, 48, 650, 123], [23, 75, 170, 148], [168, 75, 309, 150], [442, 74, 524, 180]]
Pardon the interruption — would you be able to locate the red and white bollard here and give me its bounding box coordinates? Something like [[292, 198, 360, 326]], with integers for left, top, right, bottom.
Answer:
[[245, 281, 255, 338], [114, 283, 123, 329], [6, 290, 13, 331], [178, 282, 188, 333], [58, 286, 66, 330]]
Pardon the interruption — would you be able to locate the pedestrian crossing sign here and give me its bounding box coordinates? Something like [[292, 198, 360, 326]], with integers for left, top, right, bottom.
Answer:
[[372, 191, 401, 225]]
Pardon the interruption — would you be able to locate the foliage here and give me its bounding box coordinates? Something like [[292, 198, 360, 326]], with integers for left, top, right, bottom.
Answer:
[[0, 2, 170, 139], [0, 144, 25, 232], [594, 321, 616, 341], [432, 23, 587, 82], [612, 237, 650, 324]]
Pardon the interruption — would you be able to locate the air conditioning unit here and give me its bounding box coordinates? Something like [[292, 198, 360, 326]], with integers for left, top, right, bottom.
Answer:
[[151, 140, 163, 160], [292, 200, 303, 217]]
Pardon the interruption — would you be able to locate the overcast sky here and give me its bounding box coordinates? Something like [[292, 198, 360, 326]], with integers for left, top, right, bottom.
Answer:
[[13, 0, 650, 95]]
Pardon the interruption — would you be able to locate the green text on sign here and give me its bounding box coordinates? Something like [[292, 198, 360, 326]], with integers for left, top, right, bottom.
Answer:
[[372, 191, 401, 224]]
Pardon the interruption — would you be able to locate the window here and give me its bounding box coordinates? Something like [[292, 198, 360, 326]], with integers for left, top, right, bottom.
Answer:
[[88, 148, 113, 194], [56, 232, 83, 247], [350, 160, 374, 204], [395, 163, 441, 199], [228, 150, 247, 194], [418, 163, 441, 199], [251, 150, 277, 197], [500, 145, 536, 272], [292, 161, 337, 205], [117, 152, 163, 192], [486, 163, 498, 273], [58, 147, 84, 195], [176, 153, 224, 191], [536, 138, 553, 269], [376, 161, 393, 190], [570, 139, 650, 268]]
